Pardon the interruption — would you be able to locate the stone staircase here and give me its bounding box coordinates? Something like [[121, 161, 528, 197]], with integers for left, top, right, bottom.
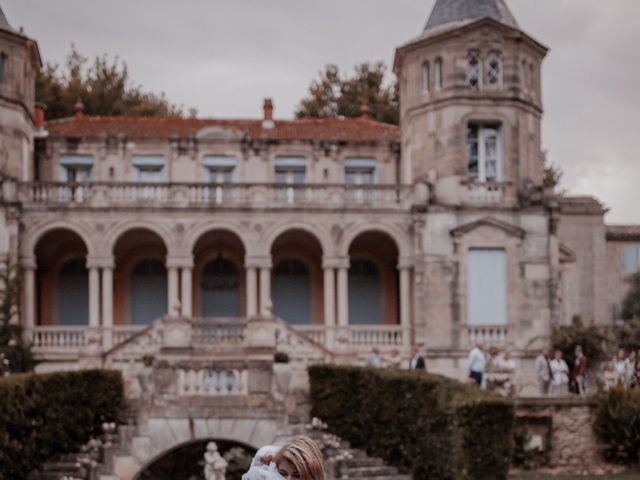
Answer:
[[29, 453, 89, 480]]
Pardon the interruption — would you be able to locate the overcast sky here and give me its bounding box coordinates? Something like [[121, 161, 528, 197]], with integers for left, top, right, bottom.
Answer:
[[4, 0, 639, 223]]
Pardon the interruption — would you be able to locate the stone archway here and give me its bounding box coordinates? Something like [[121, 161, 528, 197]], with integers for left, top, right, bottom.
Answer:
[[133, 438, 256, 480], [109, 416, 283, 480]]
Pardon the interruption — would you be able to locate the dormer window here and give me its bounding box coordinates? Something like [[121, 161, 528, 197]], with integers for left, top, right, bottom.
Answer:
[[487, 53, 502, 88], [467, 124, 503, 182], [435, 58, 443, 90], [421, 61, 430, 92], [468, 51, 481, 89]]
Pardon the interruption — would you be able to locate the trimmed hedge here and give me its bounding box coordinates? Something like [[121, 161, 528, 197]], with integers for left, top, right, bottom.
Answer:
[[593, 386, 640, 464], [0, 369, 123, 479], [309, 365, 514, 480]]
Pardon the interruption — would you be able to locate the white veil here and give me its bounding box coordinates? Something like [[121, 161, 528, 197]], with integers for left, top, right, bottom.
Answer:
[[242, 445, 284, 480]]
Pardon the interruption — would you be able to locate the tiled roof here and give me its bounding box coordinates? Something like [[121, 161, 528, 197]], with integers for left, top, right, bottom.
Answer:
[[425, 0, 518, 31], [45, 115, 400, 143], [606, 225, 640, 241], [557, 195, 607, 214]]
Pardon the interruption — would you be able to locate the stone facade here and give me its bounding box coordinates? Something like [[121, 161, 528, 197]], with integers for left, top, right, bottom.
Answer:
[[0, 1, 638, 389]]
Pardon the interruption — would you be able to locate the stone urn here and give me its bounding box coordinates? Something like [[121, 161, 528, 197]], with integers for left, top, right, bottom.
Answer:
[[272, 352, 292, 401]]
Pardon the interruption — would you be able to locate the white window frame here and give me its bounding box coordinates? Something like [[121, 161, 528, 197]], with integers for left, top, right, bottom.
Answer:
[[132, 155, 166, 183], [203, 155, 236, 183], [274, 156, 306, 184], [59, 155, 93, 182], [421, 61, 430, 93], [467, 124, 503, 182], [344, 158, 377, 185], [487, 52, 503, 88], [435, 58, 443, 90]]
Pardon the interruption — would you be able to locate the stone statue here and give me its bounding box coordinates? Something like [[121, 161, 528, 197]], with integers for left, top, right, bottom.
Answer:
[[204, 441, 227, 480]]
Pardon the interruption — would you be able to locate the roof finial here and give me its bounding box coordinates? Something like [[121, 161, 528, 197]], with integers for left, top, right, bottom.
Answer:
[[74, 99, 85, 118]]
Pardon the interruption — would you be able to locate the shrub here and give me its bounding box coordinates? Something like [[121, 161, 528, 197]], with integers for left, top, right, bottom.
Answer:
[[593, 386, 640, 464], [308, 365, 514, 480], [0, 369, 123, 479], [551, 316, 611, 368]]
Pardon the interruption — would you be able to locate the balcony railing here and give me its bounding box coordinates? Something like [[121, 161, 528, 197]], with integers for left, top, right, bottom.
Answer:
[[466, 325, 508, 346], [18, 181, 414, 210], [461, 181, 509, 205]]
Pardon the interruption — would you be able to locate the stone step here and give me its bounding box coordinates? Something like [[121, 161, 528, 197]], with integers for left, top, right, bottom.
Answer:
[[343, 465, 399, 477], [41, 461, 83, 472], [344, 456, 385, 468]]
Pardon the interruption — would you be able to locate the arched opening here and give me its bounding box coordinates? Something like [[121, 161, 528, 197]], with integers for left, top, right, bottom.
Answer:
[[58, 257, 89, 325], [113, 228, 168, 325], [134, 439, 256, 480], [271, 229, 323, 325], [34, 228, 89, 325], [348, 231, 399, 325], [193, 230, 245, 317]]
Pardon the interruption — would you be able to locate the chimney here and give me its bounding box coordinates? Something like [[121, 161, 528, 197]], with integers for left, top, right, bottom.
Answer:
[[262, 98, 275, 129], [263, 98, 274, 121], [74, 99, 85, 118], [34, 103, 45, 128]]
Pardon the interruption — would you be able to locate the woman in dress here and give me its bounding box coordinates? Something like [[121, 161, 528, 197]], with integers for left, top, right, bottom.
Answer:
[[549, 350, 570, 395], [243, 435, 325, 480]]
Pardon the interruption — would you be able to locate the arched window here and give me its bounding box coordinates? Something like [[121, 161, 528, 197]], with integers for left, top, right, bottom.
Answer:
[[487, 53, 502, 88], [273, 259, 311, 324], [421, 61, 430, 92], [131, 258, 167, 325], [200, 255, 240, 317], [58, 257, 88, 325], [435, 58, 443, 90], [348, 259, 382, 325], [468, 51, 481, 89]]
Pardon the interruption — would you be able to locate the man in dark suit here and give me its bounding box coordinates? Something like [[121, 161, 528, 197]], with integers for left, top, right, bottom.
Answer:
[[410, 347, 426, 370]]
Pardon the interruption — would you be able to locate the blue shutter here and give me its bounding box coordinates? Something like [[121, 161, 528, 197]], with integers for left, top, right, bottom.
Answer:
[[467, 249, 507, 325]]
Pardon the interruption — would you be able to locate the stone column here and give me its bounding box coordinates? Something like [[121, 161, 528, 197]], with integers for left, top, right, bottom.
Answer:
[[180, 266, 193, 317], [101, 265, 114, 350], [22, 258, 37, 339], [88, 266, 100, 328], [167, 267, 179, 315], [322, 259, 338, 349], [399, 264, 412, 349], [336, 261, 349, 327], [259, 266, 272, 316], [246, 266, 258, 317]]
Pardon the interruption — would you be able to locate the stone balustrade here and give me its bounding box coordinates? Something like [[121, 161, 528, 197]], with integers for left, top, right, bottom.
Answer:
[[466, 324, 508, 346], [461, 181, 509, 205], [30, 318, 412, 360], [18, 181, 414, 210], [177, 367, 249, 396]]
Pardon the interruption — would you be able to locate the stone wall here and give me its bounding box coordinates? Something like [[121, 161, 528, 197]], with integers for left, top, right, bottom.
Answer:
[[516, 397, 602, 468]]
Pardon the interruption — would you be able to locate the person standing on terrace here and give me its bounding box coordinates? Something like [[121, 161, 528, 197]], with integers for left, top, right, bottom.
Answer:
[[467, 341, 486, 387]]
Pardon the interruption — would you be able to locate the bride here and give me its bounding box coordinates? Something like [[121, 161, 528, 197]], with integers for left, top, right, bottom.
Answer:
[[242, 435, 325, 480]]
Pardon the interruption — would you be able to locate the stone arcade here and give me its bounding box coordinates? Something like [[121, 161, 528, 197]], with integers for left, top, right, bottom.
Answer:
[[1, 1, 639, 475]]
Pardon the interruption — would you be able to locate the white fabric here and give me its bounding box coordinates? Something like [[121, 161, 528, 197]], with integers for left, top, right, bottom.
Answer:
[[467, 346, 486, 373], [550, 359, 569, 386], [243, 446, 284, 480]]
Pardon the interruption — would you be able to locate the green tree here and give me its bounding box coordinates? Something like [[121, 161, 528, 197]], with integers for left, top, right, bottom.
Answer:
[[296, 62, 399, 125], [36, 45, 182, 120], [0, 259, 34, 374]]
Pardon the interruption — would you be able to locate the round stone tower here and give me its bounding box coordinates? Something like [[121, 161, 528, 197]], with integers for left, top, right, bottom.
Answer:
[[394, 0, 548, 206]]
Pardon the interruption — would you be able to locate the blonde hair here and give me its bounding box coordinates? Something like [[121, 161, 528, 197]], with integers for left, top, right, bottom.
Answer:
[[275, 435, 325, 480]]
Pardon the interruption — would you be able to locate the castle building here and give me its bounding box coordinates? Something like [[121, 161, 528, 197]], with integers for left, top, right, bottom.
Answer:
[[1, 0, 638, 385]]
